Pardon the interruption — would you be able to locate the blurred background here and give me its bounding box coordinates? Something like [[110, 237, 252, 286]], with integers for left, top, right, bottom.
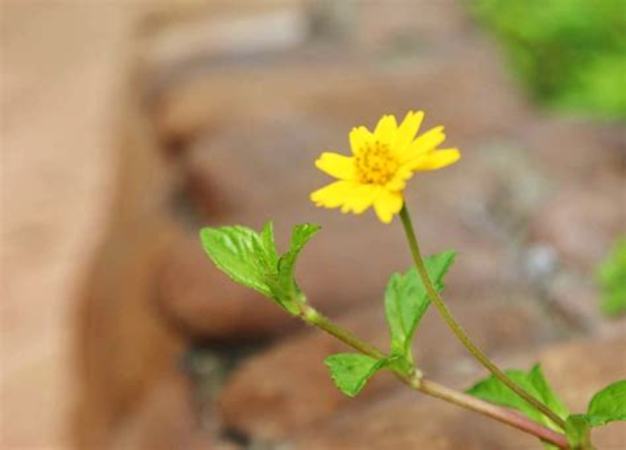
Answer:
[[2, 1, 625, 449]]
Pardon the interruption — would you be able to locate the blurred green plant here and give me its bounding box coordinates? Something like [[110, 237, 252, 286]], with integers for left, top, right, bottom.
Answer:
[[472, 0, 626, 120], [597, 236, 626, 316]]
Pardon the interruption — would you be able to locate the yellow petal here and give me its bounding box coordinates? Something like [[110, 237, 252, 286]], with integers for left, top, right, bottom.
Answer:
[[374, 114, 398, 146], [373, 189, 404, 224], [412, 148, 461, 171], [310, 180, 354, 208], [314, 152, 355, 180], [349, 126, 373, 154], [394, 110, 424, 153], [339, 184, 379, 214], [385, 165, 415, 191], [401, 126, 446, 162]]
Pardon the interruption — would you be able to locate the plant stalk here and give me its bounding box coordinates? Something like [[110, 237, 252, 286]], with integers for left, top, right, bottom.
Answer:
[[300, 304, 568, 449], [398, 204, 567, 430]]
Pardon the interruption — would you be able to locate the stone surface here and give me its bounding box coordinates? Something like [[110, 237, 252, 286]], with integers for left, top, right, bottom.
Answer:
[[294, 395, 536, 450], [1, 3, 140, 448], [528, 176, 625, 273], [108, 374, 211, 450], [71, 75, 186, 448], [218, 293, 555, 441]]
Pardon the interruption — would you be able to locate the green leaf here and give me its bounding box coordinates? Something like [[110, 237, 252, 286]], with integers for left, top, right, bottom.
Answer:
[[199, 222, 320, 314], [325, 353, 387, 397], [472, 0, 626, 119], [467, 364, 569, 431], [260, 221, 279, 267], [565, 414, 591, 449], [527, 364, 570, 421], [384, 251, 456, 358], [586, 379, 626, 427], [276, 224, 321, 303], [199, 224, 277, 298]]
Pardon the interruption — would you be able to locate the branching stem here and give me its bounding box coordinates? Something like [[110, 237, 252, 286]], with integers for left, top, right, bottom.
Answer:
[[398, 204, 567, 430], [300, 304, 568, 449]]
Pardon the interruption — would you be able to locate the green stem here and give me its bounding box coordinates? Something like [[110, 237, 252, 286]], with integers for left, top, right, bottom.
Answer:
[[301, 305, 385, 359], [300, 304, 568, 449], [398, 204, 567, 430]]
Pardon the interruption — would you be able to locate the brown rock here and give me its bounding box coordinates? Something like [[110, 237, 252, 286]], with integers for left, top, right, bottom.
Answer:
[[293, 395, 535, 450], [109, 374, 211, 450], [72, 63, 188, 449], [2, 2, 143, 448], [218, 293, 553, 441], [528, 175, 625, 273], [526, 118, 626, 183]]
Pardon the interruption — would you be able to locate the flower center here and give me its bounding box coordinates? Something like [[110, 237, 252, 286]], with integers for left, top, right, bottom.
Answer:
[[354, 141, 398, 185]]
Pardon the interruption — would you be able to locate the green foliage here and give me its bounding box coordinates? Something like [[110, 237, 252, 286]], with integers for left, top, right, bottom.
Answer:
[[199, 223, 278, 298], [467, 364, 569, 431], [472, 0, 626, 119], [326, 251, 456, 398], [469, 366, 626, 446], [276, 224, 322, 303], [562, 380, 626, 446], [564, 415, 592, 449], [325, 353, 388, 397], [384, 251, 456, 359], [199, 222, 320, 314], [597, 237, 626, 316], [586, 380, 626, 427]]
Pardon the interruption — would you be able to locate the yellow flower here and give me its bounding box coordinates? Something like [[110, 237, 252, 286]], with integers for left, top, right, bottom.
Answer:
[[310, 111, 460, 223]]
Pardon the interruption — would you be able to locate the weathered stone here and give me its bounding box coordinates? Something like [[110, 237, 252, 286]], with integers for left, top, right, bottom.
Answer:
[[218, 293, 554, 441], [1, 2, 143, 448], [528, 176, 625, 273], [352, 0, 471, 51], [525, 118, 626, 183], [109, 374, 212, 450], [72, 93, 185, 448], [543, 272, 604, 333], [154, 42, 527, 157], [293, 395, 535, 450]]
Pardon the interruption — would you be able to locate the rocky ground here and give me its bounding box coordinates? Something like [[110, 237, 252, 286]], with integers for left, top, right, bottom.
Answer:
[[3, 1, 625, 449]]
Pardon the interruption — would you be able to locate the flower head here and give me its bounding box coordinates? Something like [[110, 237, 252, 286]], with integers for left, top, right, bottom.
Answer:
[[310, 111, 460, 223]]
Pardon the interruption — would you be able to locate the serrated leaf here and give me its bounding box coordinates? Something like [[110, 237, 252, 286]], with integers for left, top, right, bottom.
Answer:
[[199, 224, 276, 298], [384, 251, 456, 358], [276, 224, 321, 303], [467, 364, 569, 431], [586, 379, 626, 427], [325, 353, 387, 397], [200, 222, 320, 315], [260, 221, 279, 267]]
